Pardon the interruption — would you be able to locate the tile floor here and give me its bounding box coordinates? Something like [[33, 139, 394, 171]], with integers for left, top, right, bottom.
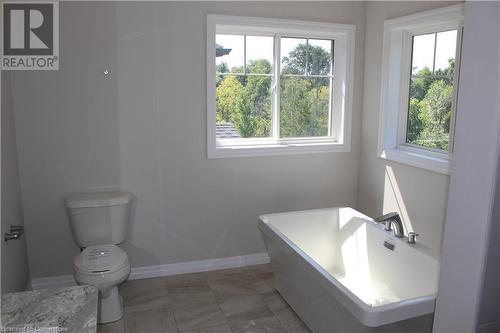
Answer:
[[98, 264, 312, 333]]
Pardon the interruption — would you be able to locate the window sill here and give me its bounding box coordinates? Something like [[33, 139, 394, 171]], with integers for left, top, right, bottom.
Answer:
[[380, 148, 451, 175], [208, 141, 350, 159]]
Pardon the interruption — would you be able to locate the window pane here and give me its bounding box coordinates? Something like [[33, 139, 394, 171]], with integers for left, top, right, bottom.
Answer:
[[280, 76, 330, 138], [216, 34, 244, 74], [216, 75, 272, 138], [246, 36, 273, 74], [435, 30, 457, 72], [407, 30, 457, 151], [407, 75, 454, 150], [281, 37, 306, 75], [411, 33, 435, 75], [308, 39, 333, 75]]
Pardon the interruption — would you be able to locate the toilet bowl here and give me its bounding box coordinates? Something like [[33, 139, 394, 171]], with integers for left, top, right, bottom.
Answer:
[[73, 244, 131, 323], [73, 244, 130, 323], [65, 191, 132, 324]]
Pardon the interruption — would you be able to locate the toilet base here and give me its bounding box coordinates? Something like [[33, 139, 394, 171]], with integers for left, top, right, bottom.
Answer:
[[99, 286, 123, 324]]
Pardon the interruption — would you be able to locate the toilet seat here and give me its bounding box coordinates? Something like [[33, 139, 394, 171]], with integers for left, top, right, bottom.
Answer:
[[74, 244, 128, 274], [72, 246, 130, 324]]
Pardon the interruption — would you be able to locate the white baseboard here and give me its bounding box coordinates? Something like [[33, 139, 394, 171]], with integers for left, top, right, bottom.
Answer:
[[478, 319, 500, 333], [129, 252, 270, 281], [30, 252, 270, 290]]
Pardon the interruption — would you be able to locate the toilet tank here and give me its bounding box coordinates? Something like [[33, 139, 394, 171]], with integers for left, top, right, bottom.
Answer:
[[65, 191, 132, 248]]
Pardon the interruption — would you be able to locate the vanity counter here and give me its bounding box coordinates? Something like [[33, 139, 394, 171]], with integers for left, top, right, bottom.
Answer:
[[1, 285, 98, 333]]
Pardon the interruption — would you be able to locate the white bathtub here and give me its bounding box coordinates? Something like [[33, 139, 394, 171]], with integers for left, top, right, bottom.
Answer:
[[258, 207, 439, 333]]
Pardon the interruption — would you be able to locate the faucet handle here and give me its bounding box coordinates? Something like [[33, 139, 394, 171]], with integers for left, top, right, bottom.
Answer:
[[384, 221, 393, 232], [408, 232, 419, 244], [374, 212, 399, 222]]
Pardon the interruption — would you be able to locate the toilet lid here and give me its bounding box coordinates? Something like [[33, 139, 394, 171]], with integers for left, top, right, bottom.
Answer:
[[74, 245, 128, 273]]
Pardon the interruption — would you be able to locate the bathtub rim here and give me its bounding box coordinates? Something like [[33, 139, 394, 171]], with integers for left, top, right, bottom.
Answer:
[[258, 206, 439, 327]]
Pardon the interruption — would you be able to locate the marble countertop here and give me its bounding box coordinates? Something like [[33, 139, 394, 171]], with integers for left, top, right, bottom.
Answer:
[[1, 285, 98, 333]]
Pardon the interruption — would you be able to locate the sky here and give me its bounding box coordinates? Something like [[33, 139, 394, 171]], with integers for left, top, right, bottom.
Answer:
[[216, 30, 457, 75], [412, 30, 457, 74]]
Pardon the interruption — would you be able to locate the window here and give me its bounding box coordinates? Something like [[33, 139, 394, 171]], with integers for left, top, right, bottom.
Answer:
[[378, 5, 463, 174], [207, 15, 355, 158], [406, 30, 458, 151]]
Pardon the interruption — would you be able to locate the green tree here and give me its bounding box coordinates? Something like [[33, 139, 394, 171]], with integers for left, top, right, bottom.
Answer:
[[216, 43, 331, 139], [247, 59, 272, 74], [410, 67, 433, 101], [280, 44, 331, 137], [216, 76, 243, 123], [407, 58, 455, 150], [407, 98, 429, 142], [282, 43, 331, 77], [215, 60, 272, 138], [280, 78, 313, 137], [217, 62, 229, 74], [423, 80, 453, 133], [233, 89, 255, 137], [435, 58, 455, 84]]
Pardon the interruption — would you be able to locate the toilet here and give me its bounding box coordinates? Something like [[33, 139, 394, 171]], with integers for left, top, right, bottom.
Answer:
[[64, 191, 132, 324]]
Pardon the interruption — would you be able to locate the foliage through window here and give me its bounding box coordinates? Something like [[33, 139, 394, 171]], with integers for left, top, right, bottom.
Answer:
[[280, 38, 333, 138], [215, 35, 334, 140], [406, 30, 459, 151], [216, 35, 273, 138]]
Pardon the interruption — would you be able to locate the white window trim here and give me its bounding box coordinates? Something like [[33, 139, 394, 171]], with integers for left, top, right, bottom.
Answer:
[[207, 15, 355, 159], [378, 4, 464, 175]]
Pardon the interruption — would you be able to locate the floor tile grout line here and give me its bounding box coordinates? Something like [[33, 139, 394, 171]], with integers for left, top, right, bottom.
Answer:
[[211, 283, 232, 331], [171, 280, 229, 332], [101, 264, 288, 333], [178, 321, 232, 333], [170, 304, 180, 333]]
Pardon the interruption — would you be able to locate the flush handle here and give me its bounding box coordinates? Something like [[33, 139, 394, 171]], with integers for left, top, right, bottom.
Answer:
[[4, 225, 24, 242]]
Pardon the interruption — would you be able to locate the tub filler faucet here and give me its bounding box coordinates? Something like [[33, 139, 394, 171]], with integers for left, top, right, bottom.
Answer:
[[374, 212, 404, 238]]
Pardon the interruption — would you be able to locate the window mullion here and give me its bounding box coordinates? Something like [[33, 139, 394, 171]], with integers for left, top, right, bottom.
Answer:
[[328, 76, 334, 137], [273, 34, 281, 141], [328, 40, 334, 137], [432, 32, 437, 73], [243, 35, 247, 75], [305, 39, 309, 76]]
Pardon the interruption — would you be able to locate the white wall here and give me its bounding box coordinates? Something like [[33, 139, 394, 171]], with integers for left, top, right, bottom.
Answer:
[[476, 7, 500, 332], [357, 1, 457, 254], [1, 72, 31, 292], [10, 2, 366, 278], [477, 153, 500, 333], [434, 2, 500, 332]]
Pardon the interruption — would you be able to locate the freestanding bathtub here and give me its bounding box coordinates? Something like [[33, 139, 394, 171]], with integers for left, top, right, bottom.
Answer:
[[258, 207, 439, 333]]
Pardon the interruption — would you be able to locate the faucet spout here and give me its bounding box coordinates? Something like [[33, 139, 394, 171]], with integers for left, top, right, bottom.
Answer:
[[374, 212, 405, 238]]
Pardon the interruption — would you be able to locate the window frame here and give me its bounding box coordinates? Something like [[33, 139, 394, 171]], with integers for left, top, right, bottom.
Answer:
[[398, 28, 463, 155], [378, 4, 464, 175], [207, 15, 355, 159]]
